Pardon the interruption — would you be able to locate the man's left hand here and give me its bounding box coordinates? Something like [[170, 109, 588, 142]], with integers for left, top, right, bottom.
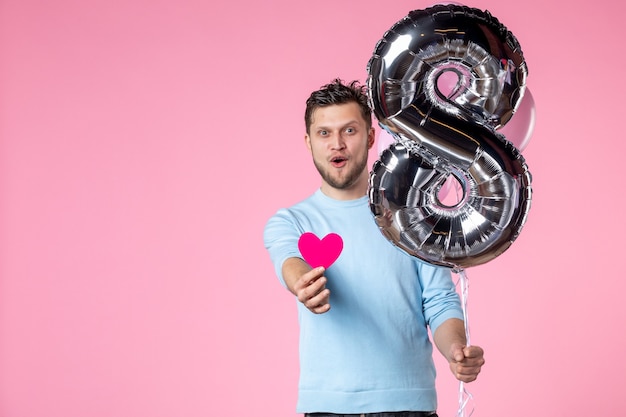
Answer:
[[448, 344, 485, 382]]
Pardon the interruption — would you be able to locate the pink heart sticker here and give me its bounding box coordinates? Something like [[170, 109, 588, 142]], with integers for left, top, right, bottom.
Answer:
[[298, 232, 343, 269]]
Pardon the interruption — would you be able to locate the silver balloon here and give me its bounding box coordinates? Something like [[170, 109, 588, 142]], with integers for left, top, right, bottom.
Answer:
[[367, 4, 532, 270]]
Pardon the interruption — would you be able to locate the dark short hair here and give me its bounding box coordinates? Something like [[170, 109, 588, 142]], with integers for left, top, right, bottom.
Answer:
[[304, 78, 372, 134]]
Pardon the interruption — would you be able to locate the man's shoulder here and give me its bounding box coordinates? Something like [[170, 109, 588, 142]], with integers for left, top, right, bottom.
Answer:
[[265, 191, 319, 225]]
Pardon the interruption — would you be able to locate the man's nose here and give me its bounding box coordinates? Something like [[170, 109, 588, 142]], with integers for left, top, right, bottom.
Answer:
[[330, 132, 346, 149]]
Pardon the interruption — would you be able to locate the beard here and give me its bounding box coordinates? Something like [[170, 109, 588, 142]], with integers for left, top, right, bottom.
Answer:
[[312, 149, 369, 190]]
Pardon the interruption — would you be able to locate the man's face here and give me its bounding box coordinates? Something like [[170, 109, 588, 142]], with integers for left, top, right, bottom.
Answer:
[[305, 102, 374, 199]]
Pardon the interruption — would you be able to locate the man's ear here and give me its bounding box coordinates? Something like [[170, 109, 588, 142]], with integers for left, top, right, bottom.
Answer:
[[304, 133, 312, 152], [367, 128, 375, 149]]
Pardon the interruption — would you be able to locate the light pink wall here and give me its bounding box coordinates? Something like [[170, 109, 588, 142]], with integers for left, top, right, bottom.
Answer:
[[1, 0, 624, 416]]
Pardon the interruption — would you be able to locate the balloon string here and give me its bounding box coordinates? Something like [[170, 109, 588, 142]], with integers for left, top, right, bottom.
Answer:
[[455, 269, 474, 417]]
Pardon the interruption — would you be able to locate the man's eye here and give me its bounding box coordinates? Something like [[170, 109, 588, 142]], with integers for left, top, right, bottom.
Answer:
[[319, 130, 328, 136], [345, 127, 355, 134]]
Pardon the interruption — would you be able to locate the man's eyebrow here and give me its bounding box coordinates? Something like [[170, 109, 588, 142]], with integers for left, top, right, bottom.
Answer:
[[315, 120, 360, 130]]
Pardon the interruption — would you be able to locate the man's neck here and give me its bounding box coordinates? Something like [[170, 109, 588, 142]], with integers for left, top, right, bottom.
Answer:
[[319, 182, 368, 201]]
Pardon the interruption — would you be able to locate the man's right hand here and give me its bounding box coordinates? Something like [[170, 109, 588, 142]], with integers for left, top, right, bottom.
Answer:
[[283, 258, 331, 314], [294, 266, 330, 314]]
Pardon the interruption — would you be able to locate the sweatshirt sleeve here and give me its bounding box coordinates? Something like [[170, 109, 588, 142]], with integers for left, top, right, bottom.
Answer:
[[263, 208, 305, 287], [417, 261, 464, 334]]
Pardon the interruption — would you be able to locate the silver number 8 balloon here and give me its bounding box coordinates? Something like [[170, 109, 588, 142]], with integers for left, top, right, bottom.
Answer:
[[367, 4, 532, 270]]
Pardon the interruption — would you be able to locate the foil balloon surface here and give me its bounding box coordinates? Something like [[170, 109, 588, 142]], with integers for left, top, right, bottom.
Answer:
[[367, 4, 532, 270]]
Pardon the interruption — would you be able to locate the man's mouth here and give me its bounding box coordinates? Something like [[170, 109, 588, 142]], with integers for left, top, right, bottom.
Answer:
[[330, 156, 347, 168]]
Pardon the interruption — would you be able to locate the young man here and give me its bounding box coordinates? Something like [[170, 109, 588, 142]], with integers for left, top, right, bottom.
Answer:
[[264, 79, 484, 416]]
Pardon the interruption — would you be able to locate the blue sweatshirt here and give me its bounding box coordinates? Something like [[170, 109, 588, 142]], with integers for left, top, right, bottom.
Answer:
[[264, 189, 463, 413]]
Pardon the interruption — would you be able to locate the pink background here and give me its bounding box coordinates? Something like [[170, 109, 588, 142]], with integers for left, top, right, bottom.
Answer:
[[1, 0, 624, 416]]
